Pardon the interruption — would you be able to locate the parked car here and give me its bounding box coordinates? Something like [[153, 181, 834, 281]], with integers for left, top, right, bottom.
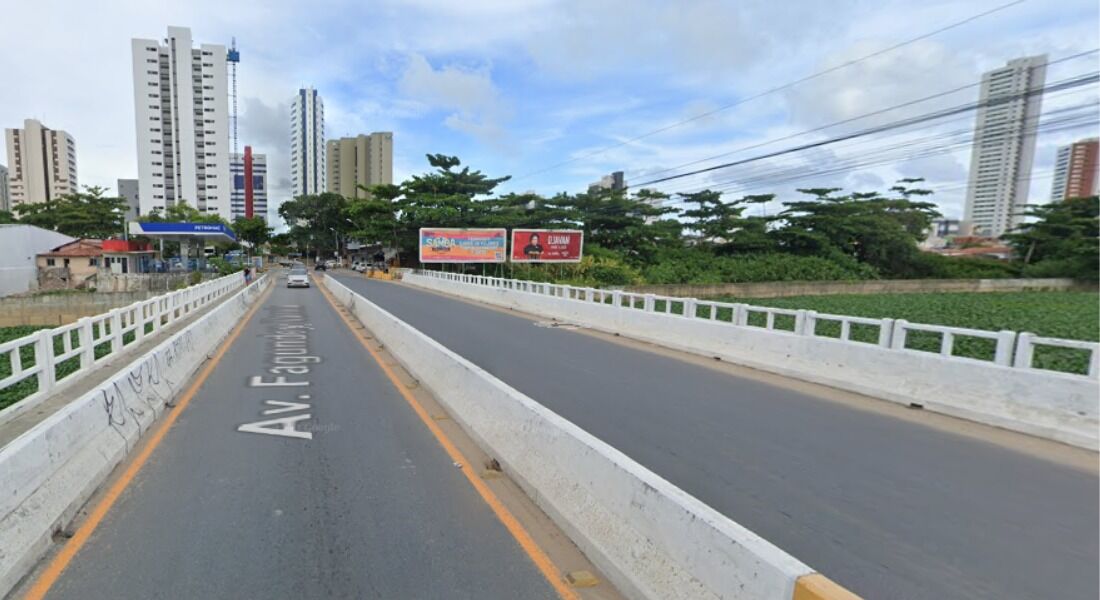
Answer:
[[287, 267, 310, 288]]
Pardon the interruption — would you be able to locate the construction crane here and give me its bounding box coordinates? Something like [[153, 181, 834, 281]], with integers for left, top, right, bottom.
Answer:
[[227, 38, 240, 159]]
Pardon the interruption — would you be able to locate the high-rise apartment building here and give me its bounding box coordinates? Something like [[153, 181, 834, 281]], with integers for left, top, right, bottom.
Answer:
[[588, 171, 626, 193], [0, 164, 9, 211], [326, 132, 393, 198], [4, 119, 78, 209], [1050, 137, 1099, 201], [131, 26, 231, 220], [230, 147, 267, 222], [962, 55, 1047, 237], [117, 178, 140, 221], [290, 87, 325, 197]]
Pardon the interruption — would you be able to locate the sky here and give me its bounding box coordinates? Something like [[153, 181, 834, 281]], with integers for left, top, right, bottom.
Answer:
[[2, 0, 1098, 228]]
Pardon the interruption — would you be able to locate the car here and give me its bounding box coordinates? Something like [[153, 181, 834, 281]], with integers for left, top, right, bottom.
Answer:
[[287, 267, 310, 288], [314, 263, 327, 271]]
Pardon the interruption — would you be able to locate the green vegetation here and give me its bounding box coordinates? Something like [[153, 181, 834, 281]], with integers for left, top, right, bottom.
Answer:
[[11, 186, 128, 239], [276, 154, 1098, 287], [712, 291, 1099, 374]]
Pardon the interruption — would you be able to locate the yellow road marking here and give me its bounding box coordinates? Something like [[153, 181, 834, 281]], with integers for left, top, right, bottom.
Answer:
[[317, 279, 580, 600], [794, 573, 863, 600], [22, 283, 272, 600]]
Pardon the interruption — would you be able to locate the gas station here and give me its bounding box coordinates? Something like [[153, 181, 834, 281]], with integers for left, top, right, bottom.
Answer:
[[127, 222, 238, 271]]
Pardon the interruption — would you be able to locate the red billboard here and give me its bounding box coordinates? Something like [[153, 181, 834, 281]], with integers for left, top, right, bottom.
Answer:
[[510, 229, 584, 263]]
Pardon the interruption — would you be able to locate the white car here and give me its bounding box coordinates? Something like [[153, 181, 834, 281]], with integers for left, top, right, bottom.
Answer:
[[287, 267, 310, 288]]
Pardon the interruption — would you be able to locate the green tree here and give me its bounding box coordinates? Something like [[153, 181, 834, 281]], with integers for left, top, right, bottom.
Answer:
[[278, 192, 350, 259], [679, 191, 776, 254], [15, 186, 128, 238], [0, 210, 17, 224], [1004, 196, 1099, 279], [232, 216, 272, 252]]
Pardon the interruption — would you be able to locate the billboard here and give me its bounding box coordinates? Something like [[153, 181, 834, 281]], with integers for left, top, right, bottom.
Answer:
[[419, 228, 507, 263], [511, 229, 584, 263]]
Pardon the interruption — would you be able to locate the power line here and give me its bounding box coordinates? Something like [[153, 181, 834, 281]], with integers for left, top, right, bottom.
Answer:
[[660, 95, 1098, 198], [633, 48, 1099, 183], [514, 0, 1029, 181], [628, 72, 1099, 189]]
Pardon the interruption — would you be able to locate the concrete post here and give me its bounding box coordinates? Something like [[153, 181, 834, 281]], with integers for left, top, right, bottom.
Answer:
[[644, 294, 656, 312], [734, 304, 749, 326], [683, 298, 697, 319], [110, 310, 123, 353], [877, 319, 894, 347], [612, 290, 623, 308], [992, 331, 1015, 366], [78, 317, 95, 369], [1012, 333, 1034, 368], [890, 319, 909, 350], [35, 329, 56, 394]]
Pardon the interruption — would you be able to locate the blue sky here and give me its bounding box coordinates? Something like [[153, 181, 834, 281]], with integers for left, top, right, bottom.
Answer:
[[2, 0, 1098, 226]]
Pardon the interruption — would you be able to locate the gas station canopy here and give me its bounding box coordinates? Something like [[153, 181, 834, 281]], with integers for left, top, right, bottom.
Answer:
[[128, 222, 237, 244]]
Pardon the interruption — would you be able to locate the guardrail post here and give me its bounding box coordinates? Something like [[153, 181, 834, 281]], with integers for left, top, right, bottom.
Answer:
[[877, 318, 894, 347], [612, 290, 622, 308], [644, 294, 655, 312], [110, 309, 123, 353], [734, 304, 749, 326], [709, 304, 717, 320], [993, 330, 1016, 366], [78, 317, 95, 369], [1090, 347, 1099, 377], [1013, 332, 1034, 368], [584, 288, 593, 302], [36, 329, 56, 393], [890, 319, 908, 350], [794, 310, 806, 334], [683, 298, 697, 319], [800, 310, 816, 336]]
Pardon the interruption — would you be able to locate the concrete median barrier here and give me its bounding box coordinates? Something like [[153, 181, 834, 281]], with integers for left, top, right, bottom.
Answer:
[[325, 275, 858, 600], [0, 275, 271, 598]]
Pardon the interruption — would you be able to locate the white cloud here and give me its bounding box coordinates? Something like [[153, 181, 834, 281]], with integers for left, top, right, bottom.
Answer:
[[397, 54, 511, 147]]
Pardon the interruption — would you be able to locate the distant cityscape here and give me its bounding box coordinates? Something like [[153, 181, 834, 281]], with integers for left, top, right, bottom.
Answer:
[[0, 33, 1096, 240], [1, 26, 395, 226]]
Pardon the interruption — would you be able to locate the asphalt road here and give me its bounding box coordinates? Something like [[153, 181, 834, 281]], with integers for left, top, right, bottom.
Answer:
[[41, 279, 558, 600], [336, 273, 1100, 600]]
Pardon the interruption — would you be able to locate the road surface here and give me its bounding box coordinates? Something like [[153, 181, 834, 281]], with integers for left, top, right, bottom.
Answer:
[[33, 278, 562, 600], [335, 272, 1099, 600]]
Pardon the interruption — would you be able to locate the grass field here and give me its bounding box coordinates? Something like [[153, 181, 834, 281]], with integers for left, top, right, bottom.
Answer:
[[709, 291, 1098, 374]]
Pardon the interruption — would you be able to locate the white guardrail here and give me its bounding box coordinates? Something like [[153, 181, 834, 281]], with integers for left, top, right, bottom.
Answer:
[[404, 270, 1099, 450], [417, 271, 1098, 377], [0, 272, 245, 420]]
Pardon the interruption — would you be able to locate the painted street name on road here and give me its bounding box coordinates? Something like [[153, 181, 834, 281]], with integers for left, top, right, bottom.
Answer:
[[238, 304, 319, 440]]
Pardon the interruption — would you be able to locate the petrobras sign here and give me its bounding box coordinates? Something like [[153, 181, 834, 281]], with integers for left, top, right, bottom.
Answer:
[[129, 221, 238, 241]]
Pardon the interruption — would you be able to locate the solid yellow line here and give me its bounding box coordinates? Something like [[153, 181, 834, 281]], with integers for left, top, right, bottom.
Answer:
[[22, 282, 272, 600], [793, 573, 863, 600], [317, 279, 580, 600]]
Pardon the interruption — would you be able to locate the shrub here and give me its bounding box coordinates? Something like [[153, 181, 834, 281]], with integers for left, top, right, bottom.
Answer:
[[189, 270, 204, 286], [642, 250, 878, 284], [903, 253, 1021, 279]]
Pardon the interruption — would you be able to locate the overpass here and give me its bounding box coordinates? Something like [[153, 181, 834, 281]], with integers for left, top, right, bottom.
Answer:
[[0, 269, 1096, 599]]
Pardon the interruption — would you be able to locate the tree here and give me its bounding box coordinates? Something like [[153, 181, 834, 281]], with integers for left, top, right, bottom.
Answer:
[[679, 191, 777, 254], [15, 186, 128, 238], [278, 192, 350, 259], [232, 216, 272, 251], [140, 200, 227, 225], [0, 210, 17, 224], [1004, 196, 1099, 279]]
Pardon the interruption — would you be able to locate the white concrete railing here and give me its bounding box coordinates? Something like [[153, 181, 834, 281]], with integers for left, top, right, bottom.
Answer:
[[417, 270, 1098, 377], [0, 272, 246, 417]]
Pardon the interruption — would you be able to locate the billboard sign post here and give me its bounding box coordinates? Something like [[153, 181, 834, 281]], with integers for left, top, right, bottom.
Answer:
[[510, 229, 584, 263], [419, 228, 507, 263]]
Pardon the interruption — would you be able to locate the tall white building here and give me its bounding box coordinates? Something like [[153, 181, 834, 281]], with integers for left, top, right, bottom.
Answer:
[[230, 148, 268, 222], [962, 55, 1047, 237], [290, 87, 325, 197], [131, 26, 231, 220], [4, 119, 78, 210]]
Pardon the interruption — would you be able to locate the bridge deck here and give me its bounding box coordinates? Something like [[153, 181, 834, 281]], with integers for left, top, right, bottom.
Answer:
[[334, 272, 1099, 600]]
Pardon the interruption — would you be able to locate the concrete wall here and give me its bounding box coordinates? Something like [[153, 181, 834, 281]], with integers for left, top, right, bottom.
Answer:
[[0, 275, 270, 598], [0, 291, 154, 326], [95, 271, 213, 293], [624, 277, 1094, 299], [405, 274, 1099, 451], [326, 276, 850, 600], [0, 225, 74, 297]]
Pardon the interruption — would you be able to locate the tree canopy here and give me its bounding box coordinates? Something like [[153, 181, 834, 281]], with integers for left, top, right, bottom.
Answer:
[[14, 186, 128, 239]]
